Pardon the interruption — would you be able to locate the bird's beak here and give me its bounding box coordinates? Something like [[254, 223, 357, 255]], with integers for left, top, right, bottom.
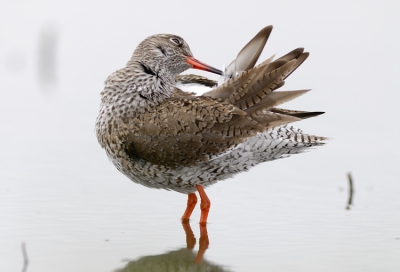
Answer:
[[186, 56, 222, 75]]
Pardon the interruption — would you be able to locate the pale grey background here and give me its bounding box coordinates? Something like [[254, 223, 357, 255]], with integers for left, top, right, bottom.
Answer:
[[1, 1, 399, 271]]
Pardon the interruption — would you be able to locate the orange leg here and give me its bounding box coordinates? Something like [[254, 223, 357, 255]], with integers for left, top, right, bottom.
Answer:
[[181, 193, 198, 222], [196, 185, 211, 225]]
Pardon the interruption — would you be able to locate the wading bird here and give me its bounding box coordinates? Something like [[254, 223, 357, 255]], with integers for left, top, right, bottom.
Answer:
[[96, 26, 326, 224]]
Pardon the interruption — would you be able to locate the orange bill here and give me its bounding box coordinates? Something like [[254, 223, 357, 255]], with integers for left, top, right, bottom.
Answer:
[[186, 56, 222, 75]]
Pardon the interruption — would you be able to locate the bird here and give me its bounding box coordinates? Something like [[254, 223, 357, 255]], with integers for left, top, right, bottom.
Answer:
[[95, 26, 326, 225]]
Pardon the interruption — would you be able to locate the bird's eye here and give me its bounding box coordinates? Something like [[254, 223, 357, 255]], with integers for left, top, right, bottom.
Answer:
[[170, 38, 181, 46]]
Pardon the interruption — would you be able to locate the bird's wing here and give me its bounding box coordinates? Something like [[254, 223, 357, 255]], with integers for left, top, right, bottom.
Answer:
[[175, 74, 217, 87], [125, 95, 247, 167], [125, 87, 307, 168], [225, 25, 273, 77], [202, 47, 323, 119]]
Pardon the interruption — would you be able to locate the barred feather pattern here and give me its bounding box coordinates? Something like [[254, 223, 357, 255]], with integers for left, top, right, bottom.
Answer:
[[110, 124, 325, 194]]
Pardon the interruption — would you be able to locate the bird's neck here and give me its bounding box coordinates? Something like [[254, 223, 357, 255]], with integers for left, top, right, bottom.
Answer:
[[101, 62, 176, 115], [96, 62, 177, 148]]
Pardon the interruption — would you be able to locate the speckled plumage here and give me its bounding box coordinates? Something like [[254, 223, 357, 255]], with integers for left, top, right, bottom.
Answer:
[[96, 26, 326, 195]]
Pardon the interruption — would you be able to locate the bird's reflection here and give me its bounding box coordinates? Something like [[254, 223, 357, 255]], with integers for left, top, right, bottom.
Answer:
[[115, 222, 231, 272]]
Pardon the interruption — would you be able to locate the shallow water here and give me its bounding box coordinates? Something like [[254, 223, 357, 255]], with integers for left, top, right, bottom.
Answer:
[[1, 1, 400, 271]]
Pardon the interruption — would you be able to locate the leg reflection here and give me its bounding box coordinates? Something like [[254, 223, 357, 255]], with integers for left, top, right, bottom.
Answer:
[[181, 221, 209, 264], [195, 223, 209, 264], [182, 220, 196, 249]]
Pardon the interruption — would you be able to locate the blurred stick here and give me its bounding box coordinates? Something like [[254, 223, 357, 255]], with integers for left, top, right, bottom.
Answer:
[[22, 243, 28, 272], [38, 25, 58, 87], [346, 173, 354, 210]]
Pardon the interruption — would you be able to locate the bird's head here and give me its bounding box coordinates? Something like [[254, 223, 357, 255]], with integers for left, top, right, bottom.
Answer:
[[129, 34, 222, 77]]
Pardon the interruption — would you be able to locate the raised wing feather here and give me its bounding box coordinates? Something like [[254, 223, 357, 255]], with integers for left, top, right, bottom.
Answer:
[[225, 26, 273, 77], [175, 74, 217, 87]]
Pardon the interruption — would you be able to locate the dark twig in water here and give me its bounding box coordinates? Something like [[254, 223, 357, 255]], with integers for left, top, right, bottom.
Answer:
[[346, 173, 354, 210], [21, 243, 28, 272]]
